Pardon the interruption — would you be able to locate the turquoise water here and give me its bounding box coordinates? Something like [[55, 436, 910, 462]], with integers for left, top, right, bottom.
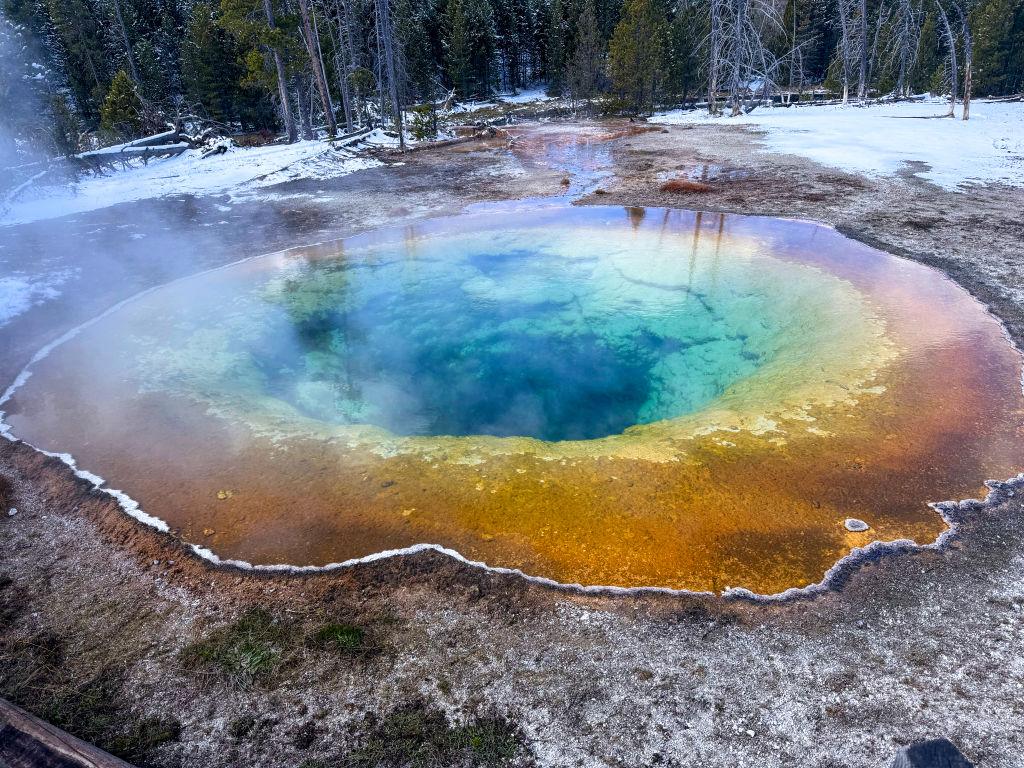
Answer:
[[133, 207, 872, 442]]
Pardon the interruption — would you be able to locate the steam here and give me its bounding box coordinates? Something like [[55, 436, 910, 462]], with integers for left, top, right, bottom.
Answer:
[[0, 12, 46, 168]]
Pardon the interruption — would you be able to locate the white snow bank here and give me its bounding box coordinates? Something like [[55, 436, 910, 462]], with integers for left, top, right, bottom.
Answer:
[[498, 87, 554, 104], [0, 268, 76, 326], [652, 99, 1024, 190], [1, 139, 382, 227]]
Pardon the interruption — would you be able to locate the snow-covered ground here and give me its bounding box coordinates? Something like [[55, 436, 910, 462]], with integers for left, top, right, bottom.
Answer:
[[0, 268, 76, 327], [0, 133, 393, 228], [653, 98, 1024, 190]]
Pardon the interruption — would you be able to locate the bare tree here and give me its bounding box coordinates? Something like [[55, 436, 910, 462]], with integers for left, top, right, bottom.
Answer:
[[934, 0, 958, 116], [326, 0, 356, 131], [864, 0, 891, 96], [857, 0, 868, 98], [718, 0, 786, 115], [297, 0, 338, 135], [835, 0, 861, 102], [373, 0, 405, 146], [888, 0, 922, 98], [957, 2, 972, 119], [263, 0, 298, 143], [707, 0, 724, 113]]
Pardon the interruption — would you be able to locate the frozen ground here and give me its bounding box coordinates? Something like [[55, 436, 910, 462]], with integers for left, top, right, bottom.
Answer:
[[653, 98, 1024, 190], [0, 134, 392, 227]]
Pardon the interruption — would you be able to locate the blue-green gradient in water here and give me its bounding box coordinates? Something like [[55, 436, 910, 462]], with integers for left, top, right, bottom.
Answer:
[[228, 210, 811, 441]]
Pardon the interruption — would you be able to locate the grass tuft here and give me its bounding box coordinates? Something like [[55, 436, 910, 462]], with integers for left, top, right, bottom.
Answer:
[[180, 607, 296, 687], [307, 623, 369, 655]]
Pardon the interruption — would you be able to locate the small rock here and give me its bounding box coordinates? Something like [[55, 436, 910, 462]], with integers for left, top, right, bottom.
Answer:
[[745, 729, 755, 737], [202, 527, 216, 537], [7, 508, 16, 517], [890, 738, 973, 768], [844, 518, 870, 532]]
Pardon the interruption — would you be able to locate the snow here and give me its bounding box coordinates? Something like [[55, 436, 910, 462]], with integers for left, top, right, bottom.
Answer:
[[0, 268, 75, 326], [498, 87, 554, 104], [652, 98, 1024, 190], [1, 138, 382, 227]]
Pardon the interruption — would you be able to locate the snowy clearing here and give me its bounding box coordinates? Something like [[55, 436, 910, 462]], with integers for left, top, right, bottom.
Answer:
[[653, 99, 1024, 190], [0, 135, 390, 227]]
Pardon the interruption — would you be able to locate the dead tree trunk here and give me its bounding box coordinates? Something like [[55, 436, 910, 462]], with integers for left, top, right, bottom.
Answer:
[[263, 0, 298, 142], [295, 77, 315, 139], [857, 0, 868, 98], [330, 0, 356, 131], [891, 0, 922, 98], [297, 0, 338, 135], [836, 0, 857, 103], [374, 0, 405, 147], [110, 0, 141, 85], [935, 0, 958, 116], [708, 0, 723, 113], [959, 4, 972, 120]]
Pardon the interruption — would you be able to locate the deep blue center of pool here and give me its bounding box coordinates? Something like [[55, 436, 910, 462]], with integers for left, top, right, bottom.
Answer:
[[237, 226, 780, 441]]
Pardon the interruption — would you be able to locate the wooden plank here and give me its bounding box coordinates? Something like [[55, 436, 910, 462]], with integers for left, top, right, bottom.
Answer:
[[0, 697, 136, 768]]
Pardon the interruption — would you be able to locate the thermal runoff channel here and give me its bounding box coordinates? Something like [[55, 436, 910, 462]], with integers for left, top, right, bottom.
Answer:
[[5, 205, 1023, 593]]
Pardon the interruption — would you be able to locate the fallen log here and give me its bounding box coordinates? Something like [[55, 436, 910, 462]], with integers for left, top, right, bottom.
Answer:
[[0, 697, 136, 768]]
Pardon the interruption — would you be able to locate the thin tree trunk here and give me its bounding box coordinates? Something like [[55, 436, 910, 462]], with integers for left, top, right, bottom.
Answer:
[[708, 0, 722, 114], [935, 0, 958, 116], [375, 0, 405, 147], [960, 6, 972, 119], [297, 0, 338, 135], [295, 78, 314, 139], [110, 0, 141, 85], [857, 0, 868, 99], [263, 0, 298, 142], [330, 0, 355, 131]]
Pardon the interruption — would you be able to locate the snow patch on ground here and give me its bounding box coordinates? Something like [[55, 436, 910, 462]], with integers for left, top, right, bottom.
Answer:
[[1, 138, 384, 227], [0, 268, 76, 326], [652, 99, 1024, 190], [498, 87, 554, 104]]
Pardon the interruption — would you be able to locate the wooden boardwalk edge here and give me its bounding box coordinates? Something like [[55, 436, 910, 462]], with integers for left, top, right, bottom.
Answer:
[[0, 697, 136, 768]]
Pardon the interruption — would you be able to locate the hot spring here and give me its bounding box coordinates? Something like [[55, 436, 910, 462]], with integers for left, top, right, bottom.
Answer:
[[4, 205, 1023, 593]]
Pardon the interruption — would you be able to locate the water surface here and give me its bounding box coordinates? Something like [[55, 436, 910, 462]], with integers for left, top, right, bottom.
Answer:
[[5, 205, 1023, 592]]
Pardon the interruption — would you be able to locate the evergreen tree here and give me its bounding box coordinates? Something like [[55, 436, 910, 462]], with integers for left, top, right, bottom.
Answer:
[[608, 0, 668, 111], [545, 0, 572, 94], [666, 0, 704, 101], [444, 0, 496, 96], [397, 0, 440, 101], [970, 0, 1021, 95], [45, 0, 111, 121], [100, 68, 144, 138], [183, 2, 243, 123], [566, 0, 604, 101], [913, 11, 942, 91]]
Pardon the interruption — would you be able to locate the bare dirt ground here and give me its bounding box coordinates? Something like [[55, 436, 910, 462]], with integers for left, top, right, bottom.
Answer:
[[2, 120, 1024, 768]]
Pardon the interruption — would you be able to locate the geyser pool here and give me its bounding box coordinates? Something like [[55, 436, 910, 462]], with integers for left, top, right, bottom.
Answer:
[[4, 205, 1023, 593]]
